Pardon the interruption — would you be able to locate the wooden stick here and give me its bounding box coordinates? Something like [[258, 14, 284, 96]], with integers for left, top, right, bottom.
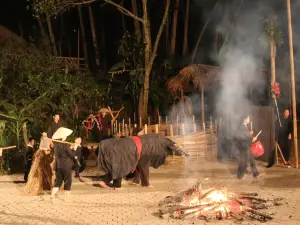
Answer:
[[276, 142, 287, 164], [49, 139, 73, 145], [144, 124, 148, 134], [255, 130, 262, 138], [0, 146, 17, 150]]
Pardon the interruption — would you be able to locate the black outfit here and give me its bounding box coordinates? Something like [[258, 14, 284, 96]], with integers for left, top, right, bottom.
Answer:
[[74, 146, 82, 177], [235, 124, 259, 179], [277, 117, 292, 161], [54, 143, 74, 190], [24, 146, 36, 182], [47, 121, 63, 138]]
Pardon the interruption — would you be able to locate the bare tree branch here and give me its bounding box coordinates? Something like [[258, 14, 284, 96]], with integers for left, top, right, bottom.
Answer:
[[103, 0, 144, 23], [147, 0, 170, 73]]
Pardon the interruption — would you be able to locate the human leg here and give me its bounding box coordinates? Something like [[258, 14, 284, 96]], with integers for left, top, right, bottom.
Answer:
[[237, 150, 247, 179], [248, 152, 259, 177]]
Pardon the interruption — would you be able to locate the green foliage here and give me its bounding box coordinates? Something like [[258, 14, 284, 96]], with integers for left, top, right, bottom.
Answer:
[[27, 0, 75, 17], [263, 14, 283, 46], [0, 40, 104, 148]]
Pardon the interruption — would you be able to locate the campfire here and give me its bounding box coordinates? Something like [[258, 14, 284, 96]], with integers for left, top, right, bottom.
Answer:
[[154, 181, 283, 222]]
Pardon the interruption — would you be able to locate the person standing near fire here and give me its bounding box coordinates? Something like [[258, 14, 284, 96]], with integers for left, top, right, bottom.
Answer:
[[235, 115, 260, 179], [277, 109, 292, 165]]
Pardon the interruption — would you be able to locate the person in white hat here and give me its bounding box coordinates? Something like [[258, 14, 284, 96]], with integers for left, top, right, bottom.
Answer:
[[50, 127, 75, 200]]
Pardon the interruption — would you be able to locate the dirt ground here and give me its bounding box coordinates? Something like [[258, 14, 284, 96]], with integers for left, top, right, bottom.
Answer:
[[0, 158, 299, 225]]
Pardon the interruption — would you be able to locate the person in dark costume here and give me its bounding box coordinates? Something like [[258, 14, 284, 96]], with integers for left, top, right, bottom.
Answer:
[[73, 137, 83, 178], [51, 127, 75, 200], [267, 109, 293, 168], [47, 113, 63, 141], [277, 109, 292, 165], [235, 115, 260, 179], [97, 133, 188, 189], [24, 138, 36, 182]]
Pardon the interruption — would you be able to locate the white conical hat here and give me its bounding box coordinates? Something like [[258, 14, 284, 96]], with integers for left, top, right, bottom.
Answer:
[[52, 127, 73, 140], [40, 137, 50, 150]]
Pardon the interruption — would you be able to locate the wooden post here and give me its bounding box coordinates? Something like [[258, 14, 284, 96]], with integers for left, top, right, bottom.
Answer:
[[165, 116, 168, 124], [111, 120, 114, 134], [193, 122, 197, 133], [176, 115, 179, 135], [125, 124, 128, 136], [148, 116, 150, 125], [122, 119, 125, 133], [129, 118, 131, 129], [181, 123, 185, 135], [275, 142, 279, 165], [134, 123, 137, 128], [144, 124, 148, 134], [287, 0, 298, 169], [203, 122, 206, 132], [134, 113, 136, 123], [115, 120, 118, 134], [155, 124, 159, 134], [170, 124, 174, 137], [118, 123, 121, 133], [210, 116, 213, 130], [192, 115, 195, 123], [158, 116, 161, 126], [139, 117, 142, 128]]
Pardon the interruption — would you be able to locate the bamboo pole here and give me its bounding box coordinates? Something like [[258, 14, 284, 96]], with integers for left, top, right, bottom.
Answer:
[[155, 124, 159, 133], [181, 123, 185, 135], [287, 0, 298, 168], [170, 124, 173, 137]]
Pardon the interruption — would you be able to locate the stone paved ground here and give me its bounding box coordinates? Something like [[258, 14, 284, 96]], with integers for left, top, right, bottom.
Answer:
[[0, 159, 300, 225]]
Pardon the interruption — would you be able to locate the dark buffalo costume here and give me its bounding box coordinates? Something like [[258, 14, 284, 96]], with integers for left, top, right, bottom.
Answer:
[[97, 133, 185, 188]]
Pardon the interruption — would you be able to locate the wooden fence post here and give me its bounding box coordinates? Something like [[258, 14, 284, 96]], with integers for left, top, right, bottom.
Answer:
[[155, 124, 159, 133], [170, 124, 173, 137]]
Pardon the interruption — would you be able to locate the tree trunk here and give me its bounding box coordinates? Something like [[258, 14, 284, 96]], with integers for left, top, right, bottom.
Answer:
[[170, 0, 180, 55], [77, 6, 89, 69], [100, 12, 107, 71], [191, 0, 219, 63], [141, 0, 170, 120], [286, 0, 298, 168], [183, 0, 189, 56], [22, 123, 28, 149], [88, 4, 101, 70], [120, 0, 127, 34], [165, 13, 170, 53], [46, 15, 58, 56], [131, 0, 142, 42], [201, 83, 205, 122]]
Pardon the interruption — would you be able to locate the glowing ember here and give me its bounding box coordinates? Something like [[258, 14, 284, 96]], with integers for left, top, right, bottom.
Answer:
[[155, 182, 283, 222]]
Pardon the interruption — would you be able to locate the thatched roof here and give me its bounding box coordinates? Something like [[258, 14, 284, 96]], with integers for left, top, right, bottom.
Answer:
[[167, 64, 269, 95]]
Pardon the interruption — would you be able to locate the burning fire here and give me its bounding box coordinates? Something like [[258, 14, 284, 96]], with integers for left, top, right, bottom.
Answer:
[[156, 181, 283, 222]]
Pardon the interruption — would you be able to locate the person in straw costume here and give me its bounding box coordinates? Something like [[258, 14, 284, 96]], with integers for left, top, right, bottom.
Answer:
[[50, 127, 77, 200], [24, 135, 54, 196]]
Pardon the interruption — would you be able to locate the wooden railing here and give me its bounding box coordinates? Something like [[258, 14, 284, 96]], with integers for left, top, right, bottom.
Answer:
[[56, 57, 85, 72]]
